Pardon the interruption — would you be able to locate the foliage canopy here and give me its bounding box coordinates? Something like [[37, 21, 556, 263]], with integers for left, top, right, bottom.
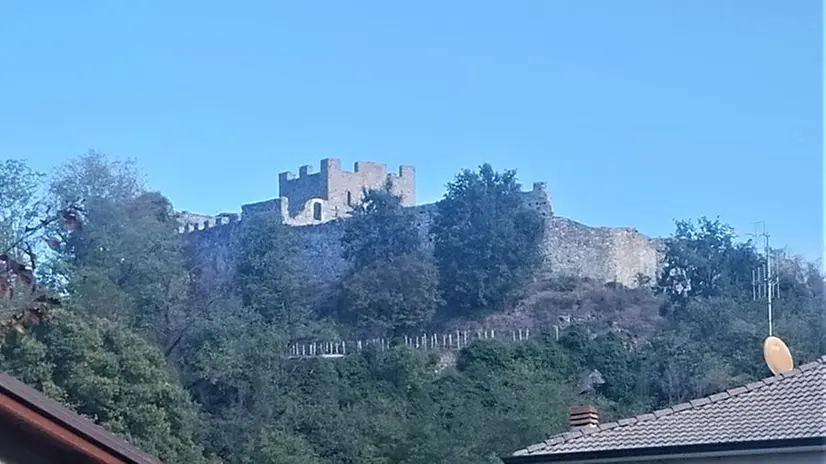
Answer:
[[0, 154, 821, 464]]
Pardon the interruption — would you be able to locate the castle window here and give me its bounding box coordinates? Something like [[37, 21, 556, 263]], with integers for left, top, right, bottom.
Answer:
[[313, 202, 322, 221], [346, 191, 352, 206]]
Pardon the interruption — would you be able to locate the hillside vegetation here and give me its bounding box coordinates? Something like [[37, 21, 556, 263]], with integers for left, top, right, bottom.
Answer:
[[0, 152, 823, 464]]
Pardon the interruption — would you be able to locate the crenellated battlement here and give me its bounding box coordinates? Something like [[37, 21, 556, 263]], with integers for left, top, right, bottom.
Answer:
[[179, 158, 418, 234], [176, 168, 552, 236], [177, 158, 661, 287], [275, 158, 416, 222], [177, 212, 240, 234]]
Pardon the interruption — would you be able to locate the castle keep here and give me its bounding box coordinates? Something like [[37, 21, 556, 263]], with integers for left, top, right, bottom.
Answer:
[[179, 159, 661, 287], [277, 159, 415, 223]]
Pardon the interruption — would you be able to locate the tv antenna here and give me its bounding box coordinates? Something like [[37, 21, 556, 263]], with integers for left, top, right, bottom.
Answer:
[[749, 221, 793, 374], [749, 221, 779, 337]]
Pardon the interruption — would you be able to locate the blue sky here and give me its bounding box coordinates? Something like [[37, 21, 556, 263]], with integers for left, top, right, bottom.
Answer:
[[1, 1, 822, 261]]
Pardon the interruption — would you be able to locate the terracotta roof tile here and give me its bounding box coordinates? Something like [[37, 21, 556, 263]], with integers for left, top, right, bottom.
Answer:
[[510, 356, 826, 457]]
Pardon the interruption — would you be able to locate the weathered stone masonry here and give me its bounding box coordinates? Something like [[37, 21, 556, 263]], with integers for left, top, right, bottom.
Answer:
[[232, 158, 415, 226], [179, 159, 663, 288]]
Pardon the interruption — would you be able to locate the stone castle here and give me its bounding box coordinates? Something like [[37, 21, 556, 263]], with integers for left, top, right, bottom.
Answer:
[[178, 159, 662, 288]]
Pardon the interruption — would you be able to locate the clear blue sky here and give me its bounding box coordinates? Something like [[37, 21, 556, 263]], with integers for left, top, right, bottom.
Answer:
[[2, 1, 822, 261]]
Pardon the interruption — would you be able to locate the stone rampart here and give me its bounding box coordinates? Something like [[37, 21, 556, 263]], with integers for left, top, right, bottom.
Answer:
[[177, 158, 661, 288], [181, 198, 662, 289]]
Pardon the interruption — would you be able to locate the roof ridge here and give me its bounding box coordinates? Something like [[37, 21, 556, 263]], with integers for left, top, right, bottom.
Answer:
[[536, 354, 826, 451]]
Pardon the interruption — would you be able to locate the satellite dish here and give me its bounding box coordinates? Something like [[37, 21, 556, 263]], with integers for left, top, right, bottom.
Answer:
[[763, 336, 794, 375]]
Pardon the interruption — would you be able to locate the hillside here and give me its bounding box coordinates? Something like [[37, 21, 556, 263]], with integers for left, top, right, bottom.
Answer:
[[1, 153, 823, 464]]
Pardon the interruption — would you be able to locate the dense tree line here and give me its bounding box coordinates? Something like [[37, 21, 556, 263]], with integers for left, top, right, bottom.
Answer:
[[0, 152, 822, 463]]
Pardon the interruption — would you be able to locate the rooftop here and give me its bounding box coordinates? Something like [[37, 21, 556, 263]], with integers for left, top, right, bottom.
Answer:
[[0, 371, 160, 463], [509, 355, 826, 459]]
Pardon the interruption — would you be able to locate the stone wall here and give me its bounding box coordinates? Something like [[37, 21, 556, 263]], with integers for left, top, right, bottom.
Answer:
[[178, 158, 661, 287], [609, 227, 663, 285], [186, 219, 240, 289], [545, 217, 617, 282], [544, 217, 662, 284], [273, 158, 415, 224], [182, 187, 662, 289]]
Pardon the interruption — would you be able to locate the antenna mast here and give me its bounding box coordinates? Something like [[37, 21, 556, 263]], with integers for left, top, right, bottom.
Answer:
[[750, 221, 779, 336]]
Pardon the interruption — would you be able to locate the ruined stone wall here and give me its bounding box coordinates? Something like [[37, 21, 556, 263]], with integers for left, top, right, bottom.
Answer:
[[544, 217, 662, 284], [278, 163, 326, 216], [185, 203, 424, 290], [274, 159, 415, 225], [293, 221, 348, 284], [185, 219, 241, 289], [609, 227, 662, 285], [389, 165, 416, 206], [545, 217, 617, 282], [179, 160, 661, 288], [182, 213, 349, 302], [182, 198, 661, 290]]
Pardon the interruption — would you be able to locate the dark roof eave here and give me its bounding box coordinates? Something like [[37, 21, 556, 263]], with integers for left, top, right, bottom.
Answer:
[[0, 373, 160, 463], [501, 437, 826, 464]]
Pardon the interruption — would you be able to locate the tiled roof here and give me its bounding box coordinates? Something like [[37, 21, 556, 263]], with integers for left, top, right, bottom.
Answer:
[[0, 372, 161, 463], [512, 355, 826, 458]]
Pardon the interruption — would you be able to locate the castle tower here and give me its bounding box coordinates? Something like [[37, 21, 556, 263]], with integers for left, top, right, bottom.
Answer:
[[276, 158, 415, 224]]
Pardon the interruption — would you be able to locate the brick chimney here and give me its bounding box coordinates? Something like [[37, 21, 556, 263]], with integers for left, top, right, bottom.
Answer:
[[568, 405, 599, 430]]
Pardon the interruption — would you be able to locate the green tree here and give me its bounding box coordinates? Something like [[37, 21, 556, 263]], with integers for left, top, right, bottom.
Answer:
[[48, 152, 196, 356], [656, 217, 759, 304], [176, 304, 293, 462], [431, 164, 544, 315], [583, 333, 639, 404], [640, 330, 748, 407], [339, 253, 440, 336], [241, 426, 323, 464], [337, 184, 436, 336], [234, 213, 313, 337], [770, 257, 826, 359], [341, 184, 421, 269], [0, 309, 208, 463]]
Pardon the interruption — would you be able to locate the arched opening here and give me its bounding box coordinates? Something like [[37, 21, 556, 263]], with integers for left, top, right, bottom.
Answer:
[[313, 202, 322, 221], [346, 191, 352, 206]]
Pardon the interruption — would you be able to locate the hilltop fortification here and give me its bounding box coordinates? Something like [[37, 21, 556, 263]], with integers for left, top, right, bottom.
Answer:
[[179, 159, 661, 288]]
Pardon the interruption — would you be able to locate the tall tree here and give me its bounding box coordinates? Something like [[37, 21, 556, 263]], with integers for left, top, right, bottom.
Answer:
[[341, 183, 421, 269], [176, 304, 293, 462], [656, 217, 759, 304], [241, 426, 323, 464], [339, 253, 440, 337], [338, 185, 438, 336], [47, 151, 196, 356], [0, 309, 210, 463], [431, 164, 545, 315], [234, 213, 312, 337]]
